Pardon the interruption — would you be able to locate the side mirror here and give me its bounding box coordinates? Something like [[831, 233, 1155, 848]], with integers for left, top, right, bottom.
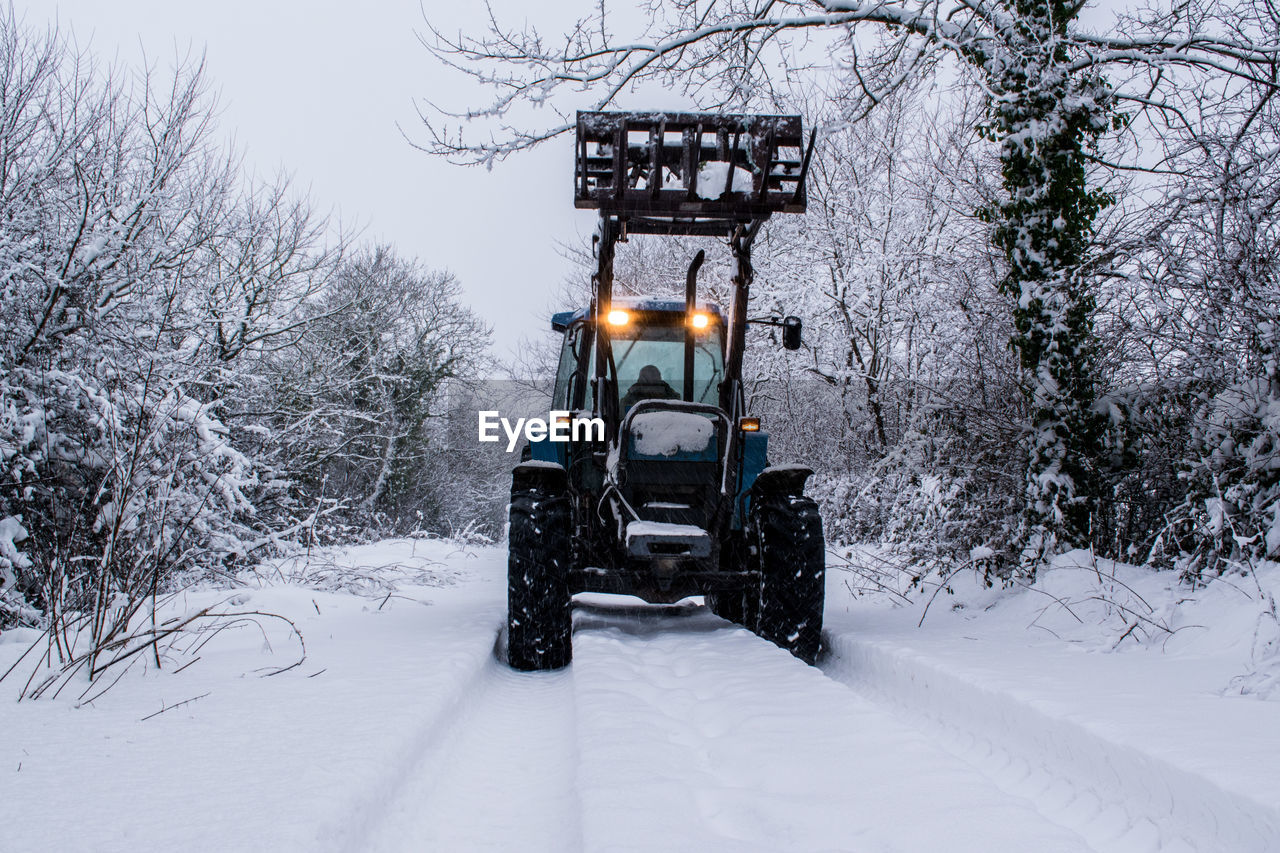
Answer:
[[781, 316, 802, 350]]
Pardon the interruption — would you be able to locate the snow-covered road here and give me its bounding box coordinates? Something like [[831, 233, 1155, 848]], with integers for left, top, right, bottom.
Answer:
[[568, 601, 1088, 852], [352, 595, 1089, 853], [2, 539, 1277, 852]]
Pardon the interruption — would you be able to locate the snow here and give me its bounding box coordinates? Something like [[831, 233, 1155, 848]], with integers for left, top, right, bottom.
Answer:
[[969, 544, 995, 561], [609, 296, 724, 317], [629, 411, 714, 456], [625, 520, 706, 543], [517, 460, 565, 470], [1267, 506, 1280, 557], [3, 538, 1279, 850], [634, 167, 689, 191], [0, 515, 33, 621], [0, 538, 502, 852], [570, 601, 1084, 853], [825, 546, 1280, 851], [0, 515, 30, 573], [696, 161, 754, 199], [761, 463, 813, 474]]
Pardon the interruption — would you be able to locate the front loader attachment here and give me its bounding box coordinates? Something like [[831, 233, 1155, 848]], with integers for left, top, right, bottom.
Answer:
[[575, 111, 814, 235]]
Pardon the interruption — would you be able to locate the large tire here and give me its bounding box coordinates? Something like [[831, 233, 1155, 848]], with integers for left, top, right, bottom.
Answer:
[[751, 493, 825, 664], [507, 488, 573, 671]]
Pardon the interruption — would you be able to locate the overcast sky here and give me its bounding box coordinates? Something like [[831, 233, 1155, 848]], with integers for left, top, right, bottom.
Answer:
[[20, 0, 608, 358]]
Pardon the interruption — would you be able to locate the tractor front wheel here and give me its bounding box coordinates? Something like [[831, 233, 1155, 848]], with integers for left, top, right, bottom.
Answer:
[[507, 487, 573, 671]]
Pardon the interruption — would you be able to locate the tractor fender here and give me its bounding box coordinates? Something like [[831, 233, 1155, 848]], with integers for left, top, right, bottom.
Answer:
[[751, 464, 814, 497], [511, 460, 568, 494]]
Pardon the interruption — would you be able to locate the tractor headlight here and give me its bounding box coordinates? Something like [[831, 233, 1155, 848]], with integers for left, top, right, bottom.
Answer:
[[607, 309, 631, 326], [690, 312, 710, 330]]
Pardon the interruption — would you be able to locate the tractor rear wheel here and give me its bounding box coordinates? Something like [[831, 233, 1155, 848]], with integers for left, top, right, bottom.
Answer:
[[751, 493, 825, 664], [507, 487, 573, 671]]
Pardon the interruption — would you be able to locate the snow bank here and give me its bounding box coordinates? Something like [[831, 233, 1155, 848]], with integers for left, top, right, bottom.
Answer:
[[825, 546, 1280, 851], [0, 538, 508, 852]]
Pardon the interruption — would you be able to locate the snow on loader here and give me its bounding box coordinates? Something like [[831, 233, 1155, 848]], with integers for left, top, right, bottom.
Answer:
[[506, 111, 824, 670]]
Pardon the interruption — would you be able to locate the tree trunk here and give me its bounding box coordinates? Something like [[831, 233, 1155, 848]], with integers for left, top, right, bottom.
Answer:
[[985, 5, 1115, 564]]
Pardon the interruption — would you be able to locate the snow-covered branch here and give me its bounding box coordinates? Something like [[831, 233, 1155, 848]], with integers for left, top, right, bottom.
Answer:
[[419, 0, 1277, 164]]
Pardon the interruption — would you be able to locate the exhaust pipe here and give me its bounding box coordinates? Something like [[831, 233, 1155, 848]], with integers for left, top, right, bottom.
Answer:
[[684, 250, 705, 402]]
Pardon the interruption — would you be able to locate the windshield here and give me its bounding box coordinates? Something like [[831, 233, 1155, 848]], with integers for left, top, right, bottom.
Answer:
[[611, 319, 723, 410]]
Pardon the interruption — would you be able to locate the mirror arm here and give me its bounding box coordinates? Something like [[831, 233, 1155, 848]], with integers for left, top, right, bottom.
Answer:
[[746, 315, 803, 349]]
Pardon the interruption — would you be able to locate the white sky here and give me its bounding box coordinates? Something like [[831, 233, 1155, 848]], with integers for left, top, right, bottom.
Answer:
[[20, 0, 605, 357]]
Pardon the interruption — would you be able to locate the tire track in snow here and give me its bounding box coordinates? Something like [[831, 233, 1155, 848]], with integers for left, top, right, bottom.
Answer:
[[569, 601, 1091, 853], [823, 630, 1280, 853], [331, 620, 502, 853], [358, 634, 583, 853]]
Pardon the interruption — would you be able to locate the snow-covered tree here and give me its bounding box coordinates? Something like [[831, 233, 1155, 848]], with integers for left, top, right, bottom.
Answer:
[[1126, 34, 1280, 576], [419, 0, 1279, 567], [249, 247, 490, 536], [0, 18, 270, 633], [0, 18, 503, 656]]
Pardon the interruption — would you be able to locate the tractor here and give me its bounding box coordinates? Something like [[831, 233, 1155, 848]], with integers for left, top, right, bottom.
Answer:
[[506, 111, 824, 670]]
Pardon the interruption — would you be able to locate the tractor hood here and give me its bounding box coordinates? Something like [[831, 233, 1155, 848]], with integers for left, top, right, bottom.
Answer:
[[615, 400, 728, 530], [627, 410, 718, 461]]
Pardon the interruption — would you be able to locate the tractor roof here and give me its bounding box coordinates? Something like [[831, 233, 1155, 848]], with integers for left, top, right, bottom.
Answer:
[[551, 299, 725, 332]]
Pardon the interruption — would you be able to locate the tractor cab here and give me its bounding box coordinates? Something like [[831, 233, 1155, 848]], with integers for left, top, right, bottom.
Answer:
[[549, 300, 726, 413], [539, 300, 738, 536], [609, 300, 725, 411]]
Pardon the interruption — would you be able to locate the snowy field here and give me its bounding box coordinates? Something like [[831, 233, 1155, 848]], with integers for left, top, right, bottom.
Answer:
[[2, 539, 1278, 852]]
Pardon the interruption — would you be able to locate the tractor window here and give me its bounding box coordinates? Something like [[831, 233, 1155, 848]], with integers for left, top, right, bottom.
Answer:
[[612, 321, 723, 410]]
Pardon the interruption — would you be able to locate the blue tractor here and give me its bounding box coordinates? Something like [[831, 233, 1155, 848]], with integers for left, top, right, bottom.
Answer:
[[507, 111, 824, 669]]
